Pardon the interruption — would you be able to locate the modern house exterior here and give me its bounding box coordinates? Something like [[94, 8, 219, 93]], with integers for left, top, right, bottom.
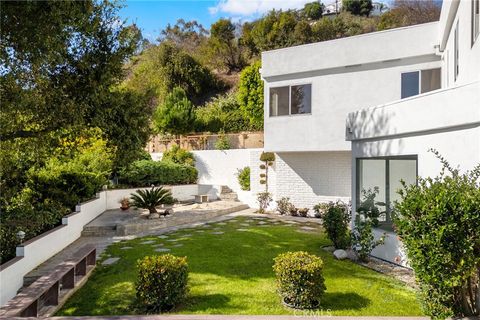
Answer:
[[261, 0, 480, 266]]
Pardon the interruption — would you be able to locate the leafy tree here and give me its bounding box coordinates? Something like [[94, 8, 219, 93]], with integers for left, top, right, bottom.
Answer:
[[124, 42, 221, 105], [162, 145, 195, 166], [377, 0, 441, 31], [195, 92, 253, 133], [294, 20, 314, 45], [238, 61, 264, 130], [159, 19, 208, 55], [303, 2, 323, 20], [207, 19, 245, 73], [154, 87, 196, 136], [1, 1, 141, 141], [342, 0, 373, 17], [395, 151, 480, 319]]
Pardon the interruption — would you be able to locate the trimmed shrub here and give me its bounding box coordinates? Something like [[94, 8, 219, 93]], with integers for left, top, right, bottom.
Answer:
[[236, 167, 250, 191], [394, 151, 480, 319], [119, 160, 198, 187], [136, 254, 188, 312], [273, 251, 326, 309], [320, 201, 351, 249], [162, 144, 195, 166]]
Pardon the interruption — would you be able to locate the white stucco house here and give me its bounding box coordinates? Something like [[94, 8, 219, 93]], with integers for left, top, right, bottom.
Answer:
[[261, 0, 480, 266]]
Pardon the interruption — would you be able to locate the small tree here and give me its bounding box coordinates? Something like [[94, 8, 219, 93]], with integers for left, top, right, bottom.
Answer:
[[162, 144, 195, 166], [238, 61, 264, 130], [320, 201, 351, 249], [303, 2, 323, 20], [236, 167, 250, 191], [342, 0, 373, 17], [259, 152, 275, 192], [395, 151, 480, 319], [153, 87, 196, 137]]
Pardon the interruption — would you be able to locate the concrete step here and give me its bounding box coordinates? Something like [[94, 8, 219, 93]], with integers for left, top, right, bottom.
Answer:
[[81, 225, 117, 237], [220, 185, 233, 194], [218, 192, 238, 201]]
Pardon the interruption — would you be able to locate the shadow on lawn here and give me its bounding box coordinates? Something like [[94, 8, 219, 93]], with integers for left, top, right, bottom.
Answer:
[[321, 292, 370, 310], [182, 293, 231, 312]]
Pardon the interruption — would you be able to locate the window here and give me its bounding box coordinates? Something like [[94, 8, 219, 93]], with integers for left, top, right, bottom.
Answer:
[[473, 0, 480, 46], [401, 68, 441, 99], [269, 84, 311, 117], [455, 21, 459, 81], [356, 157, 417, 229]]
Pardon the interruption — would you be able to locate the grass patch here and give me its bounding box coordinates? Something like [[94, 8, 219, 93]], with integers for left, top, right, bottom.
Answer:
[[57, 217, 422, 316]]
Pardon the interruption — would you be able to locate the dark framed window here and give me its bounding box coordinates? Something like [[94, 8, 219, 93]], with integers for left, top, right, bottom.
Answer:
[[269, 84, 312, 117], [356, 156, 418, 230], [401, 68, 441, 99], [473, 0, 479, 46]]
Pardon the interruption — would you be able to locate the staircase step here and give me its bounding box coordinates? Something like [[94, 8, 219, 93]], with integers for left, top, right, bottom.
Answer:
[[219, 192, 238, 201], [81, 226, 116, 237], [220, 185, 233, 194]]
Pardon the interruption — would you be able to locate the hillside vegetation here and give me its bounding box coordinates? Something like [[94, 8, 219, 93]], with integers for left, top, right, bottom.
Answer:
[[124, 0, 440, 136]]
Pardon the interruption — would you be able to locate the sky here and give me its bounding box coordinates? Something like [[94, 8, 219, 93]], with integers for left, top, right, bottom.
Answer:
[[119, 0, 341, 43]]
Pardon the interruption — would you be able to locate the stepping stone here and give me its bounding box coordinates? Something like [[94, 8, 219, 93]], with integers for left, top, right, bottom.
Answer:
[[120, 246, 132, 250], [102, 257, 120, 265], [211, 231, 224, 235], [140, 240, 155, 244], [172, 243, 183, 247], [240, 223, 250, 227], [217, 222, 227, 225], [257, 221, 268, 225], [155, 248, 171, 253], [284, 221, 298, 224], [181, 234, 193, 237], [167, 239, 179, 242], [158, 235, 168, 239], [300, 226, 317, 231], [236, 228, 248, 231], [195, 230, 205, 233], [153, 243, 164, 247]]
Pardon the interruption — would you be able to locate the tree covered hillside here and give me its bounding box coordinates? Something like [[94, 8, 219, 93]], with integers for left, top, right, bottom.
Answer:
[[124, 0, 441, 136]]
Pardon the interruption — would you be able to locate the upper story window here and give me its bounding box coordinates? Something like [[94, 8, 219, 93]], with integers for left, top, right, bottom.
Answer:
[[455, 21, 460, 81], [473, 0, 479, 46], [269, 84, 312, 117], [401, 68, 441, 99]]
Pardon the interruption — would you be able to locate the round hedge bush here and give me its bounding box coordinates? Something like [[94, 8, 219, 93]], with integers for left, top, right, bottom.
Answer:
[[273, 251, 326, 309], [136, 254, 188, 312]]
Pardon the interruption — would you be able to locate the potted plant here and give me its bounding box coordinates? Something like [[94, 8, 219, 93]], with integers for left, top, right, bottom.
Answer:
[[130, 186, 175, 219], [119, 197, 130, 210]]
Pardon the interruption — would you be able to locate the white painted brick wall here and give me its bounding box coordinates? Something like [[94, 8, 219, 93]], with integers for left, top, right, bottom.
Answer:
[[274, 151, 351, 209]]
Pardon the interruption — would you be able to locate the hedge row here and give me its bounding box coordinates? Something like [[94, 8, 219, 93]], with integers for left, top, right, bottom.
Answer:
[[119, 160, 198, 187]]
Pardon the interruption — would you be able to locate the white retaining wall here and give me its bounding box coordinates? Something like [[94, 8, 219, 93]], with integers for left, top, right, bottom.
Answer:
[[0, 185, 207, 307], [105, 185, 200, 209]]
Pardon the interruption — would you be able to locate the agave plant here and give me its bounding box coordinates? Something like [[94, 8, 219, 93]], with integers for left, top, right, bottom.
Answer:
[[130, 186, 175, 215]]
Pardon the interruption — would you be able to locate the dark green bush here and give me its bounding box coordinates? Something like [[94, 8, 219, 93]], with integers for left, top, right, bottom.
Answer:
[[395, 152, 480, 319], [319, 201, 351, 249], [119, 160, 198, 187], [162, 144, 195, 166], [236, 167, 250, 191], [273, 251, 326, 309], [29, 171, 105, 210], [136, 254, 188, 312]]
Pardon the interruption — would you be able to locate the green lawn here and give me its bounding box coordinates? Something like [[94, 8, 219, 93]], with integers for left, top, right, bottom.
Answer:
[[57, 216, 422, 316]]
